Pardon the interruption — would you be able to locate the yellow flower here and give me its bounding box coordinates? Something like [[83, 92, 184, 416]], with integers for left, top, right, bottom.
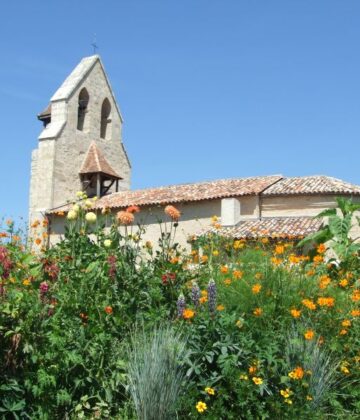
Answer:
[[248, 365, 257, 375], [205, 387, 215, 396], [339, 279, 348, 288], [304, 329, 315, 340], [253, 307, 263, 316], [280, 388, 291, 398], [23, 279, 31, 286], [306, 395, 313, 401], [223, 278, 232, 286], [183, 308, 195, 320], [236, 319, 244, 328], [211, 215, 218, 222], [261, 238, 269, 244], [239, 374, 248, 380], [233, 240, 245, 250], [252, 283, 262, 294], [212, 250, 219, 256], [342, 319, 351, 328], [284, 399, 293, 405], [275, 244, 285, 255], [217, 304, 225, 311], [252, 377, 263, 385], [195, 401, 207, 413], [340, 365, 350, 374], [290, 308, 301, 318]]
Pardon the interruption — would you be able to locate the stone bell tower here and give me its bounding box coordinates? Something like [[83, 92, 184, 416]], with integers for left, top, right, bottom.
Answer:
[[29, 55, 131, 224]]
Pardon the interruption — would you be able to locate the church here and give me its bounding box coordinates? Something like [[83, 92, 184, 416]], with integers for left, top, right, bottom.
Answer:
[[29, 55, 360, 247]]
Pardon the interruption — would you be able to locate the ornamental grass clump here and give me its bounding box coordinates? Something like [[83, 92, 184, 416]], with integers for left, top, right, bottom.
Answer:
[[126, 325, 188, 420]]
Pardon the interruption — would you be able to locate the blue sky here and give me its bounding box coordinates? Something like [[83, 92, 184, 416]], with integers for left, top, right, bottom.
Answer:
[[1, 1, 359, 220]]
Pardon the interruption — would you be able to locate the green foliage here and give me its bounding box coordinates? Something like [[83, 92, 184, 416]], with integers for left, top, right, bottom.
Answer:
[[0, 196, 359, 418]]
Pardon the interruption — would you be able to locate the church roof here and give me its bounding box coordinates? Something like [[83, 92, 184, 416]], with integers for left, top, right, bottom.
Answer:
[[91, 175, 282, 208], [47, 174, 360, 214], [262, 175, 360, 196], [79, 141, 122, 179], [198, 216, 324, 240]]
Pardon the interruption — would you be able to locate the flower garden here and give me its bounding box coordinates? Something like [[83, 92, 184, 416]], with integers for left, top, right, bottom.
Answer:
[[0, 196, 359, 419]]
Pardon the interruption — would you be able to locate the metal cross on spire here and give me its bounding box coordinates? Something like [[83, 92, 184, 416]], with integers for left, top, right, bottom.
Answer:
[[91, 34, 98, 55]]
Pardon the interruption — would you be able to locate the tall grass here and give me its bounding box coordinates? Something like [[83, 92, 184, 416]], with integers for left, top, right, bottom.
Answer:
[[126, 325, 188, 420]]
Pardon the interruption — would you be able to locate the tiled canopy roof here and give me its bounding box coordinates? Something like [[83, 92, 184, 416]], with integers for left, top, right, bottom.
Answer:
[[38, 103, 51, 119], [263, 175, 360, 196], [79, 141, 122, 179], [91, 175, 282, 209], [199, 217, 323, 239]]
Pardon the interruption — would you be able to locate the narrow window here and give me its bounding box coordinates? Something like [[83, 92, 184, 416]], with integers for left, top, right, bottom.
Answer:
[[77, 88, 89, 131], [100, 98, 111, 139]]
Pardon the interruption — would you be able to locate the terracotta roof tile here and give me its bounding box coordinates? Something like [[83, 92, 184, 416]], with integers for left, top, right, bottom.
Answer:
[[262, 175, 360, 196], [91, 175, 282, 209], [199, 217, 323, 239], [79, 141, 122, 179]]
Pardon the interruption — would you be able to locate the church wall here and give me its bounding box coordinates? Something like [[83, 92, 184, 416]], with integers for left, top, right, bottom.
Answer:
[[261, 195, 339, 217]]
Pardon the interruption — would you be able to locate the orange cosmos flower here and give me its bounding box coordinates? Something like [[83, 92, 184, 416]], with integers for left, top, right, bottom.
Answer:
[[317, 297, 335, 307], [183, 308, 195, 319], [317, 243, 326, 254], [275, 244, 285, 255], [199, 296, 207, 304], [342, 319, 351, 327], [351, 309, 360, 317], [233, 270, 243, 279], [164, 205, 181, 221], [313, 255, 323, 264], [302, 299, 317, 310], [339, 329, 348, 336], [252, 283, 262, 294], [261, 237, 269, 244], [290, 308, 301, 318], [253, 307, 263, 316], [220, 265, 229, 274], [304, 329, 315, 340], [116, 211, 134, 225], [288, 366, 304, 380], [223, 278, 232, 286], [104, 306, 113, 314], [34, 238, 42, 246], [319, 275, 331, 289], [351, 290, 360, 302], [271, 257, 282, 266]]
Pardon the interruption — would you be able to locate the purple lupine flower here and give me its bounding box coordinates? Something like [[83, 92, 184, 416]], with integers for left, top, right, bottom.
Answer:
[[191, 281, 200, 308], [177, 293, 185, 318], [207, 279, 217, 316]]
